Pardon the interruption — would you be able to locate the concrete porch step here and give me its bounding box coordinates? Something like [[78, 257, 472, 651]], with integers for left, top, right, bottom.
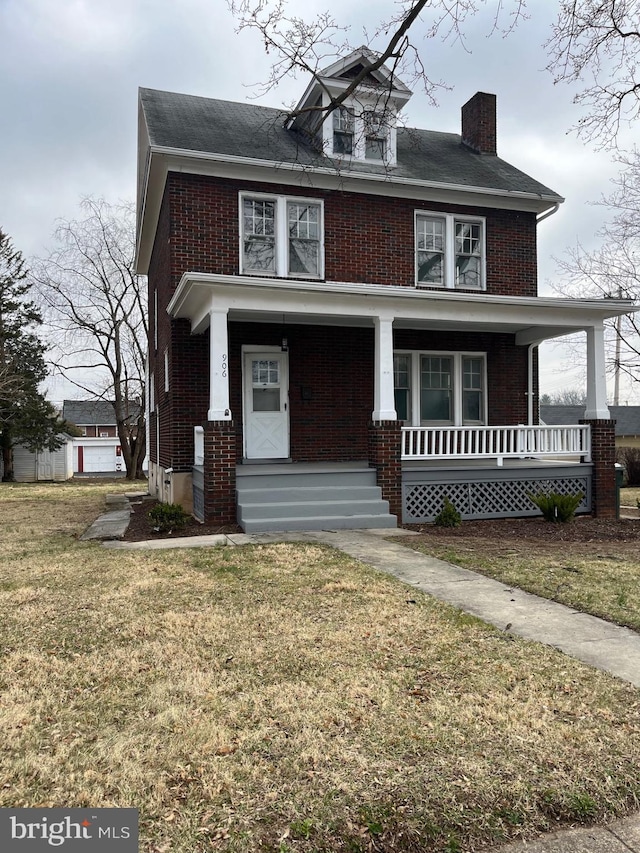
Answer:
[[238, 497, 391, 522], [237, 485, 382, 504], [235, 463, 397, 533], [240, 513, 398, 533], [236, 465, 376, 491]]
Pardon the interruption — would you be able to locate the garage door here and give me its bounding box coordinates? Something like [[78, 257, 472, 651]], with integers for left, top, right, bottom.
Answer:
[[82, 445, 116, 473]]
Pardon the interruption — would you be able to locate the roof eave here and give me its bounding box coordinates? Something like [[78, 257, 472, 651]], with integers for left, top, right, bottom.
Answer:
[[135, 144, 564, 275]]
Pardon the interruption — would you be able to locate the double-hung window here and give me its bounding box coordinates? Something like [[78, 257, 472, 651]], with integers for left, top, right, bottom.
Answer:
[[415, 212, 485, 290], [394, 351, 486, 425], [333, 107, 354, 155], [241, 194, 323, 278], [364, 109, 387, 161]]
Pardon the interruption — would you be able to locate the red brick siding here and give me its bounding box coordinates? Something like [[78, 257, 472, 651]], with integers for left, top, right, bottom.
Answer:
[[368, 420, 402, 518], [227, 322, 374, 462], [162, 173, 538, 297], [582, 419, 617, 518], [148, 186, 172, 466], [203, 421, 236, 523]]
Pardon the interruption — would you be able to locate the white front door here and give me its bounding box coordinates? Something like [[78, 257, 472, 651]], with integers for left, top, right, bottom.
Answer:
[[243, 351, 290, 459]]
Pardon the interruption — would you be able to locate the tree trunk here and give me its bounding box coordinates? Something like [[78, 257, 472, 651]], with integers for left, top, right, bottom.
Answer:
[[1, 429, 14, 482], [128, 419, 147, 481]]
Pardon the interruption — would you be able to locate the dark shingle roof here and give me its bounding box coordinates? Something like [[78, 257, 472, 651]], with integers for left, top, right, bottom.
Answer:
[[540, 405, 640, 437], [139, 88, 562, 200], [62, 400, 141, 426]]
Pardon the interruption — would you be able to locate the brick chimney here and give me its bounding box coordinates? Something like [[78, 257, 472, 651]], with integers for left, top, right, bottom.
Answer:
[[461, 92, 497, 155]]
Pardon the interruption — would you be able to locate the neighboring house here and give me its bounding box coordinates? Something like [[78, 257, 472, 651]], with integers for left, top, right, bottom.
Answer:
[[63, 400, 138, 474], [63, 400, 120, 438], [136, 47, 636, 531], [0, 439, 74, 483], [541, 406, 640, 449]]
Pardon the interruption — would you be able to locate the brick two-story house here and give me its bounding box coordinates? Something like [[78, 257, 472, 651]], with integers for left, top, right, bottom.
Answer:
[[136, 47, 635, 531]]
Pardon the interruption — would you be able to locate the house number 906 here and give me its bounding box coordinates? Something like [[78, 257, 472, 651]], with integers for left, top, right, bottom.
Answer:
[[221, 354, 227, 377]]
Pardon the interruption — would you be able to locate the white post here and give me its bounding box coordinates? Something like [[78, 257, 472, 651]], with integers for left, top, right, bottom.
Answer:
[[584, 324, 610, 420], [372, 315, 397, 421], [208, 308, 232, 421]]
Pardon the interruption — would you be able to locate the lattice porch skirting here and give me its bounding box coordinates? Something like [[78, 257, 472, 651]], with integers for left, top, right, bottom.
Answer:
[[402, 463, 592, 523]]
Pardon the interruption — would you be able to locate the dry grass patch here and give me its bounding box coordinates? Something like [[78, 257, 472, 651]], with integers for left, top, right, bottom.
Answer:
[[1, 483, 640, 852]]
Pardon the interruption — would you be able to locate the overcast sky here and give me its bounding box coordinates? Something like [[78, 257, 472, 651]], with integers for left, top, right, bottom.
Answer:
[[1, 0, 636, 403]]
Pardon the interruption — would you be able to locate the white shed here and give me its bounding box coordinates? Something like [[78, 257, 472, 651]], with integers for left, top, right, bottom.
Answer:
[[9, 439, 74, 482]]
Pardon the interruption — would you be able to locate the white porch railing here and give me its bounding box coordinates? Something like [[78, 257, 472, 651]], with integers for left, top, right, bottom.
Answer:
[[401, 424, 591, 466]]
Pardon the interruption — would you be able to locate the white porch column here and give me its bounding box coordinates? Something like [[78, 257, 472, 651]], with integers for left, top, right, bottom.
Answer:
[[584, 324, 610, 420], [208, 308, 232, 421], [372, 315, 397, 421]]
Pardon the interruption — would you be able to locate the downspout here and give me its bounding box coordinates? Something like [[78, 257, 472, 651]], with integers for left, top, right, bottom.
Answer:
[[527, 341, 543, 426]]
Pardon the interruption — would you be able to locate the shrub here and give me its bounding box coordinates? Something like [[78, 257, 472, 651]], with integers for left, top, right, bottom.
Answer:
[[616, 446, 640, 486], [434, 496, 462, 528], [148, 502, 190, 533], [528, 491, 583, 523]]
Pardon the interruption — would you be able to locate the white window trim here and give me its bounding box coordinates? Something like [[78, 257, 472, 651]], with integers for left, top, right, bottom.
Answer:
[[414, 211, 486, 291], [164, 348, 169, 393], [394, 350, 487, 426], [150, 371, 155, 413], [322, 95, 398, 166], [239, 192, 324, 279]]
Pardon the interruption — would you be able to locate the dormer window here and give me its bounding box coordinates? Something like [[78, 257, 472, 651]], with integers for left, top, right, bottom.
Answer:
[[287, 46, 413, 167], [364, 109, 387, 161], [333, 107, 354, 155]]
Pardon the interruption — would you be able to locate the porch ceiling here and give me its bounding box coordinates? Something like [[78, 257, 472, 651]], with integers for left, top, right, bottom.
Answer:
[[168, 272, 638, 344]]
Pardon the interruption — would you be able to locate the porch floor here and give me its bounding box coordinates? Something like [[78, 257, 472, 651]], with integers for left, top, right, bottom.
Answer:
[[237, 458, 585, 475]]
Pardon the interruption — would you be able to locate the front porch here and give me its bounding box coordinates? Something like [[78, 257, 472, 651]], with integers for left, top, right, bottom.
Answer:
[[190, 423, 598, 530], [191, 456, 592, 529], [167, 272, 630, 530]]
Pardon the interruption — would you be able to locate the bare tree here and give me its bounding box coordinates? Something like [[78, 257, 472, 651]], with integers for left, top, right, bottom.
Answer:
[[553, 150, 640, 396], [31, 198, 147, 480], [229, 0, 527, 120], [229, 1, 639, 149], [541, 388, 587, 406], [545, 1, 640, 149]]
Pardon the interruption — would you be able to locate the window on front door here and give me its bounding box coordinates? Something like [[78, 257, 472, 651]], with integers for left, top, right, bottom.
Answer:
[[395, 351, 486, 426], [252, 359, 281, 411], [240, 193, 323, 278]]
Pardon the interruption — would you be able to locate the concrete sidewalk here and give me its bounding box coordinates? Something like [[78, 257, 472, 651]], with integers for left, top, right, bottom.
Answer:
[[495, 816, 640, 852]]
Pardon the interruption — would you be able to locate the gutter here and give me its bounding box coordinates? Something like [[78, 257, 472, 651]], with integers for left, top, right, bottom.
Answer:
[[537, 202, 560, 224], [148, 144, 565, 208]]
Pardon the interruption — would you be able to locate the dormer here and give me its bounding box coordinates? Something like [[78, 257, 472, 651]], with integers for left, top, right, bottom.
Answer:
[[287, 46, 413, 167]]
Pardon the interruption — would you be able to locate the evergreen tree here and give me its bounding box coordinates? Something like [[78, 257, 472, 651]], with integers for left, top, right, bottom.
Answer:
[[0, 229, 63, 481]]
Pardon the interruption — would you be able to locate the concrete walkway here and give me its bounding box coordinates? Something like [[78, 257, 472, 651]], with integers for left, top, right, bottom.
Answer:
[[96, 507, 640, 853]]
